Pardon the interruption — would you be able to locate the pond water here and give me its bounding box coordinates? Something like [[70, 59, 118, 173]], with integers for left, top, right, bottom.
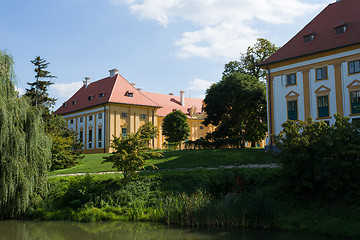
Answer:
[[0, 220, 341, 240]]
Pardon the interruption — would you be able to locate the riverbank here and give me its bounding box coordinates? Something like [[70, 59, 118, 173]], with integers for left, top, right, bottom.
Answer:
[[30, 167, 360, 239]]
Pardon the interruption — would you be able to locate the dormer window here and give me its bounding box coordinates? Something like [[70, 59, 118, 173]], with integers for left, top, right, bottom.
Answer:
[[303, 33, 315, 43], [99, 93, 104, 99], [62, 102, 67, 107], [126, 91, 134, 97], [88, 96, 93, 101], [72, 100, 77, 105], [334, 22, 348, 35]]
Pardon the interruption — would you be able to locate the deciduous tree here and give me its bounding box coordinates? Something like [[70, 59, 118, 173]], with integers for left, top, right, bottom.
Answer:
[[203, 73, 267, 147], [162, 110, 190, 147], [223, 38, 278, 80]]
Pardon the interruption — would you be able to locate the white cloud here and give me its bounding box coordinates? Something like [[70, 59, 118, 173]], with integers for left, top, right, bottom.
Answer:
[[112, 0, 325, 59], [187, 78, 215, 91], [50, 81, 83, 98]]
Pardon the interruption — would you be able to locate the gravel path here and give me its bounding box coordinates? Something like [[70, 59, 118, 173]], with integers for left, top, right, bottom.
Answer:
[[51, 163, 281, 177]]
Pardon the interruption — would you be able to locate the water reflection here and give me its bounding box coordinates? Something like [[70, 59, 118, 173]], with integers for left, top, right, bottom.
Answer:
[[0, 220, 338, 240]]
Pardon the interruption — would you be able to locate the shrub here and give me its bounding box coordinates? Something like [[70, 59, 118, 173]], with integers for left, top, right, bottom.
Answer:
[[274, 114, 360, 198]]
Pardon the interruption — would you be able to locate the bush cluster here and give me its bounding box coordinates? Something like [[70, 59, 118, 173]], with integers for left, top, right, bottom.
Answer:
[[274, 114, 360, 199]]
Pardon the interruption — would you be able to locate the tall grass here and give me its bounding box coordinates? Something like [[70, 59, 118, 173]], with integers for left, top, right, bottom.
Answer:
[[159, 190, 274, 228]]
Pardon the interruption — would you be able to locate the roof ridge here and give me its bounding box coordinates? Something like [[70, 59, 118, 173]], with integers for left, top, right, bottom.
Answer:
[[112, 74, 161, 107]]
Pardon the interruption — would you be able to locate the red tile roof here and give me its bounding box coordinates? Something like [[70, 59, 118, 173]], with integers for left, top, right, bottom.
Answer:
[[141, 91, 204, 118], [260, 0, 360, 66], [54, 74, 161, 115]]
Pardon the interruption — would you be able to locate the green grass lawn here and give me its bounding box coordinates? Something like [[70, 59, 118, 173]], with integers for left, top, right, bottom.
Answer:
[[49, 148, 276, 176], [146, 148, 276, 170]]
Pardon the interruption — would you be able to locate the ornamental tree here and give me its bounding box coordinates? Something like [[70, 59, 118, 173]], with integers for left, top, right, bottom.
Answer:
[[138, 121, 158, 147], [162, 110, 190, 146], [102, 130, 162, 181]]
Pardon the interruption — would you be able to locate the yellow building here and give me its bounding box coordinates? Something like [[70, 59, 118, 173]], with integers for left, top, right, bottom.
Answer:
[[260, 0, 360, 147], [54, 68, 214, 153]]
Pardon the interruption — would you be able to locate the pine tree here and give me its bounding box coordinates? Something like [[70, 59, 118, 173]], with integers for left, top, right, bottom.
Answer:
[[25, 56, 83, 171], [25, 56, 57, 109], [0, 50, 52, 219]]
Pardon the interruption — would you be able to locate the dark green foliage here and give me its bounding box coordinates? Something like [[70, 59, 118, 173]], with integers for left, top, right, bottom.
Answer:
[[33, 168, 277, 227], [223, 38, 278, 80], [25, 56, 56, 108], [47, 115, 84, 170], [185, 138, 244, 149], [162, 110, 190, 145], [203, 73, 267, 147], [274, 114, 360, 198], [103, 131, 162, 180], [0, 51, 52, 219]]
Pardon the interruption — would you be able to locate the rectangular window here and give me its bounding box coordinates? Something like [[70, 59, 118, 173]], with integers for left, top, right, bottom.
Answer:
[[88, 129, 93, 142], [80, 117, 83, 122], [140, 114, 146, 119], [79, 131, 83, 143], [98, 142, 102, 148], [349, 60, 360, 74], [121, 128, 127, 139], [88, 142, 92, 149], [70, 119, 74, 124], [317, 95, 329, 118], [287, 100, 298, 120], [98, 113, 102, 119], [286, 73, 296, 86], [89, 115, 93, 121], [350, 91, 360, 114], [200, 125, 204, 129], [316, 66, 328, 80], [98, 128, 102, 141], [121, 112, 127, 118]]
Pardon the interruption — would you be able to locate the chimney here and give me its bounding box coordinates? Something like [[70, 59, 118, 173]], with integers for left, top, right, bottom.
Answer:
[[109, 68, 119, 77], [180, 90, 185, 106], [83, 77, 90, 88]]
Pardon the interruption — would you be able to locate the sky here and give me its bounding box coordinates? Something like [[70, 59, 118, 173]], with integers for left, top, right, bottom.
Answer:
[[1, 0, 333, 110]]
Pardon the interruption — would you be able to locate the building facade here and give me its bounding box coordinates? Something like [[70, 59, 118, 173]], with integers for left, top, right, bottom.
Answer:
[[54, 69, 214, 153], [260, 0, 360, 146]]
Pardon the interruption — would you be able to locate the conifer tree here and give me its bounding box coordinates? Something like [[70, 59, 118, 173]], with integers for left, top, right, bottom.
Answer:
[[25, 56, 56, 109], [25, 56, 83, 170], [0, 50, 51, 219]]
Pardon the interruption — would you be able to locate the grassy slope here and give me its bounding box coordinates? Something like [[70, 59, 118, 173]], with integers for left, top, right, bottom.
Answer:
[[49, 148, 276, 176]]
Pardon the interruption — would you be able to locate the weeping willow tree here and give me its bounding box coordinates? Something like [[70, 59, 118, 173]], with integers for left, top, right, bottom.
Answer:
[[0, 51, 52, 219]]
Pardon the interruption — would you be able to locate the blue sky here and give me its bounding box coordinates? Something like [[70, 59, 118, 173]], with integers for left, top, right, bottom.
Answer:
[[1, 0, 332, 110]]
